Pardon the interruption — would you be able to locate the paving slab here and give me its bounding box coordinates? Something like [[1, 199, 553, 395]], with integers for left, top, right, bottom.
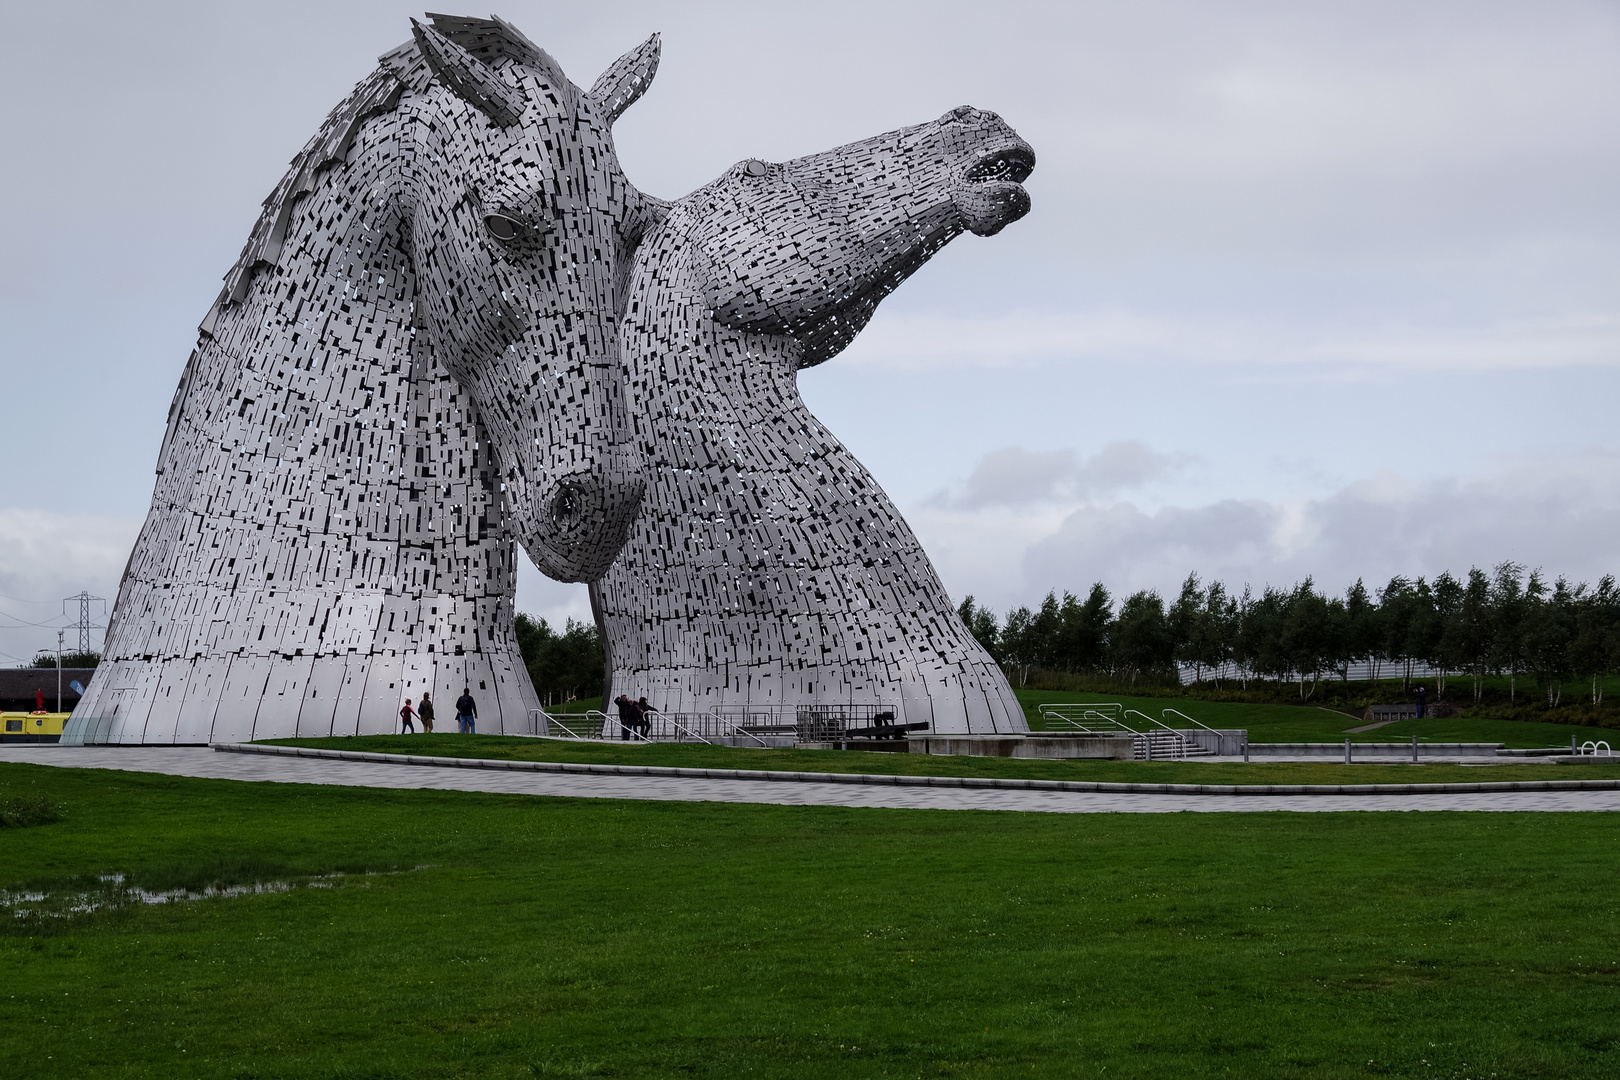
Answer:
[[3, 745, 1620, 813]]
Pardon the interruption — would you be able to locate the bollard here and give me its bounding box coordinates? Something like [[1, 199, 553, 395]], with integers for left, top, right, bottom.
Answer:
[[1243, 739, 1249, 762], [1412, 734, 1418, 763], [1345, 738, 1351, 765], [1573, 735, 1579, 755]]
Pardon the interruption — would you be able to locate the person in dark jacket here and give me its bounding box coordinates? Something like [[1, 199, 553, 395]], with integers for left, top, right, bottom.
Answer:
[[636, 696, 656, 738], [615, 694, 641, 740], [418, 692, 435, 734], [1413, 685, 1427, 719], [399, 698, 418, 734], [456, 687, 477, 734]]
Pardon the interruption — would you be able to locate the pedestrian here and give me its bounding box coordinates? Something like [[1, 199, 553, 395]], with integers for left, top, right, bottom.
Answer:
[[399, 698, 418, 734], [636, 696, 657, 738], [1413, 685, 1427, 720], [615, 694, 641, 741], [456, 686, 477, 733], [418, 692, 435, 734]]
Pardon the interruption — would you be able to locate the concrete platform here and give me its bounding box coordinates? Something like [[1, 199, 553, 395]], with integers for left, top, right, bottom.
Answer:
[[907, 733, 1134, 759]]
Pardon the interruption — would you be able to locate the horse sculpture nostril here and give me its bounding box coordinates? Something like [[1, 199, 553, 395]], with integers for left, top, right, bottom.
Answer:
[[551, 484, 583, 524]]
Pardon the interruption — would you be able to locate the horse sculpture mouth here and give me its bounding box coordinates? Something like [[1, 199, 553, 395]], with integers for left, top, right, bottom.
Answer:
[[953, 143, 1035, 237], [965, 146, 1035, 186]]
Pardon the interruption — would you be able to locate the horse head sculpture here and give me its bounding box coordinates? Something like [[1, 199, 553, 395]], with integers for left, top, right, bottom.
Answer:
[[693, 105, 1033, 367], [598, 107, 1036, 733], [71, 14, 662, 743], [397, 17, 656, 576]]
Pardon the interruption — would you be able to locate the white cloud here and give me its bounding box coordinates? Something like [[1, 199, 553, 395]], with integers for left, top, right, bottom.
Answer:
[[514, 556, 595, 630]]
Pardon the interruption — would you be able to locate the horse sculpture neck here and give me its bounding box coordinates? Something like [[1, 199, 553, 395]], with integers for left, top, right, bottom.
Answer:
[[69, 15, 662, 745]]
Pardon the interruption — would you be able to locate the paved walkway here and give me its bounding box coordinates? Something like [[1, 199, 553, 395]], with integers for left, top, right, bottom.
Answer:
[[4, 745, 1619, 813]]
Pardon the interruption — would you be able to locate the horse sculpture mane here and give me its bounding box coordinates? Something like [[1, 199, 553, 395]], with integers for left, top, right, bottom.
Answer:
[[68, 14, 660, 745]]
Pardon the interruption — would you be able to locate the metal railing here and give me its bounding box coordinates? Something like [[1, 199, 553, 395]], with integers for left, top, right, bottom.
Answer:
[[1161, 707, 1220, 733], [528, 709, 607, 740], [1123, 710, 1192, 760], [1037, 703, 1130, 733], [534, 704, 897, 744], [1038, 702, 1214, 760]]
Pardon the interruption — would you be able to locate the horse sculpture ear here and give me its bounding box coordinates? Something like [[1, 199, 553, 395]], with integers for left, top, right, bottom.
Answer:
[[587, 33, 661, 125], [411, 18, 527, 128]]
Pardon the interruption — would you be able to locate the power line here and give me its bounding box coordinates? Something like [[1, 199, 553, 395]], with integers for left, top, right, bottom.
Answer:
[[0, 609, 69, 628], [0, 592, 60, 605]]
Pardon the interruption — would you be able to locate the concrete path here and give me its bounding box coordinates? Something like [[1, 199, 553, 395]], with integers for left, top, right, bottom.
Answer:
[[4, 744, 1620, 813]]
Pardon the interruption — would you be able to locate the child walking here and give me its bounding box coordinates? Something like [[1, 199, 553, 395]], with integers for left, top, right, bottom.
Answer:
[[400, 698, 418, 733]]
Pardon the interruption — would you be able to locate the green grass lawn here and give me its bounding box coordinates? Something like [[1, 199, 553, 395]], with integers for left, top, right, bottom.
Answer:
[[261, 733, 1620, 787], [4, 764, 1620, 1078], [1013, 687, 1603, 748]]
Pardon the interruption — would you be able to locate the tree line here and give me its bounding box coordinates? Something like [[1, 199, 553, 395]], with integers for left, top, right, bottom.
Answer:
[[513, 614, 605, 706], [958, 564, 1620, 706]]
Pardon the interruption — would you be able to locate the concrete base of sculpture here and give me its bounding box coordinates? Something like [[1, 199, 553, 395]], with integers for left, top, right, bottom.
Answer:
[[67, 641, 538, 745], [908, 734, 1136, 759]]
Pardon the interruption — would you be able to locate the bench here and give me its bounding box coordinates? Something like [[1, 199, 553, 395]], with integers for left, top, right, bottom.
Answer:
[[843, 713, 931, 739]]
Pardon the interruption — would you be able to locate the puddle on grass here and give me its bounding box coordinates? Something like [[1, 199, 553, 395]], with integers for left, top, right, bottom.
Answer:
[[1, 867, 431, 923]]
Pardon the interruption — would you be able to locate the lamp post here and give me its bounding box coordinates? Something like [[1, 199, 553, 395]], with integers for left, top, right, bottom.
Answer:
[[56, 630, 64, 714]]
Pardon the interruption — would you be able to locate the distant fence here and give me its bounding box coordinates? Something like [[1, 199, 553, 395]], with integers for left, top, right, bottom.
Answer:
[[530, 703, 899, 744], [1176, 660, 1446, 684]]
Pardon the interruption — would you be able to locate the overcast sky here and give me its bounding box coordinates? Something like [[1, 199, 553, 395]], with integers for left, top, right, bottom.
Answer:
[[1, 0, 1616, 662]]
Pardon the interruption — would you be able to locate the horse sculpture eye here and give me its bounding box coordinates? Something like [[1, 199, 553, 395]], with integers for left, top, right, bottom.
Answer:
[[484, 214, 522, 241], [743, 160, 769, 177]]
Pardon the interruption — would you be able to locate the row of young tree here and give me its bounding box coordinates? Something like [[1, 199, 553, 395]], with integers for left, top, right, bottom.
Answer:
[[513, 614, 605, 706], [958, 563, 1620, 705]]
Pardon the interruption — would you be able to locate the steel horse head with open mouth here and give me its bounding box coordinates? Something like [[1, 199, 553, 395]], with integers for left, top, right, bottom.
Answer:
[[596, 105, 1037, 733]]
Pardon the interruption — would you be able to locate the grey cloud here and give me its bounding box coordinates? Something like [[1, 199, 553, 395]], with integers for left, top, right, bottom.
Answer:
[[953, 441, 1184, 509], [0, 510, 140, 664], [1021, 449, 1620, 599]]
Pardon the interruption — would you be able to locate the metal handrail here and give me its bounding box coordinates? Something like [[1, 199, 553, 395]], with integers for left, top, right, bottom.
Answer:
[[1161, 707, 1220, 733], [664, 713, 712, 744], [1123, 708, 1180, 733], [547, 715, 594, 740], [536, 710, 608, 740], [1038, 703, 1139, 734], [1125, 710, 1190, 760], [719, 719, 772, 747]]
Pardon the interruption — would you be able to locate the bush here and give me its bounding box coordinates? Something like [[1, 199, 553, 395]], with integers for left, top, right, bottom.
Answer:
[[0, 795, 64, 828], [30, 651, 100, 668]]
